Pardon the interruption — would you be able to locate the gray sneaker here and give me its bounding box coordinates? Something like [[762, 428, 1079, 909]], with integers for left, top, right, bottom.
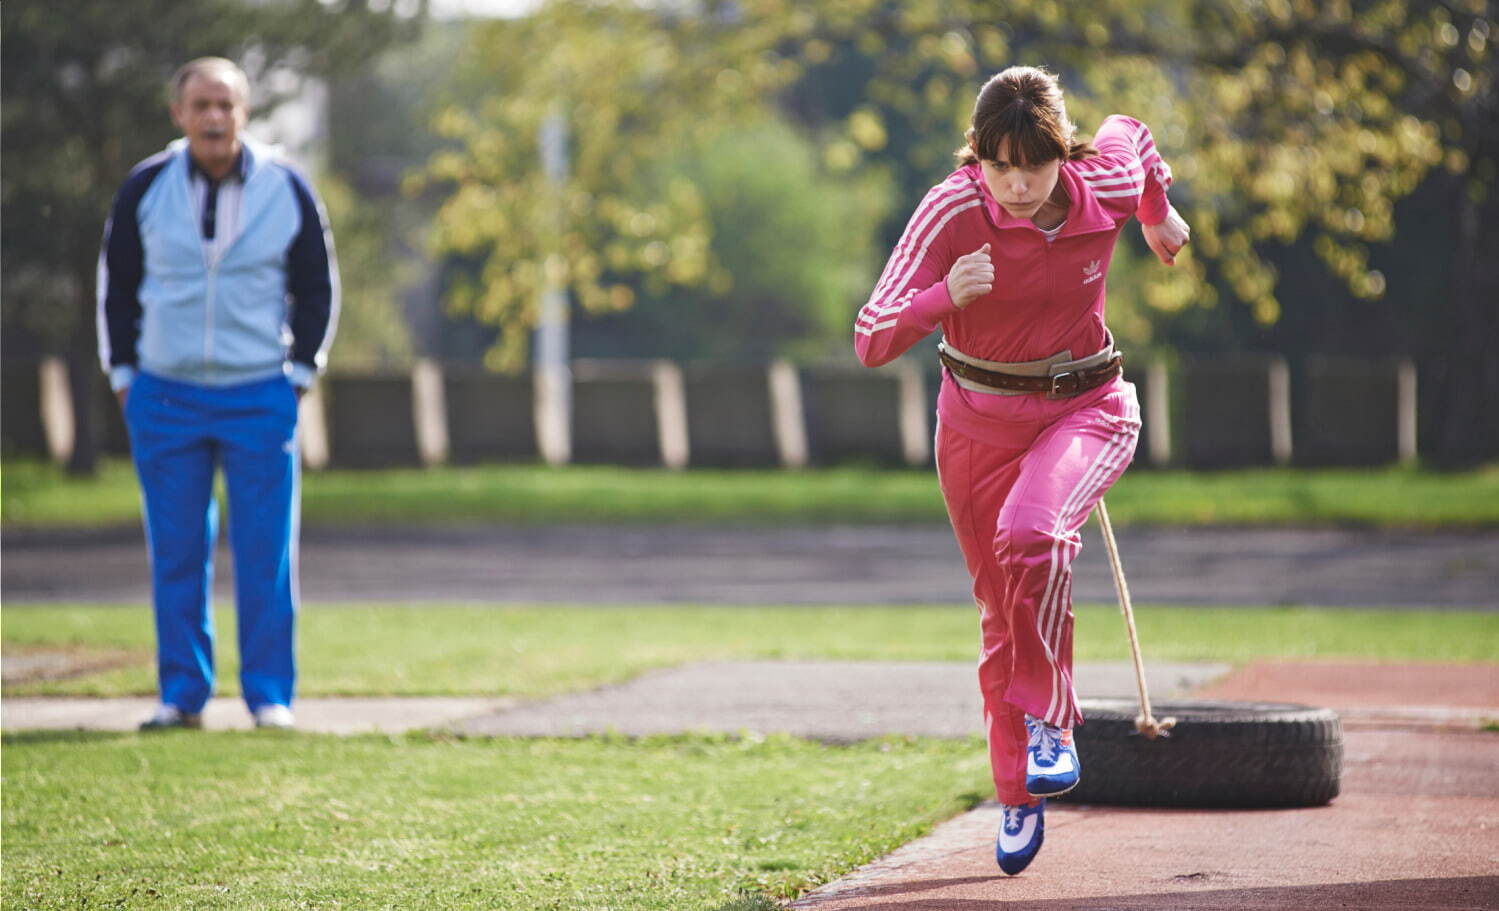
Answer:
[[139, 704, 203, 731], [253, 704, 296, 730]]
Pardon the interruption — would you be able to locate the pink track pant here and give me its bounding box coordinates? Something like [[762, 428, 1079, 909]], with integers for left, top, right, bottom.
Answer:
[[935, 379, 1140, 805]]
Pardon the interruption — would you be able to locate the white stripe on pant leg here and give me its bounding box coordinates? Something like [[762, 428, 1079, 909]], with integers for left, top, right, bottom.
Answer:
[[1042, 431, 1134, 723], [1030, 430, 1125, 682], [1043, 539, 1082, 727], [1047, 571, 1076, 728], [1042, 425, 1135, 646], [1037, 436, 1127, 724], [1023, 427, 1126, 682], [1038, 408, 1142, 723], [1035, 429, 1129, 722], [1042, 430, 1134, 648], [1043, 542, 1081, 728], [1038, 428, 1133, 723], [1044, 428, 1137, 724], [1035, 428, 1130, 656]]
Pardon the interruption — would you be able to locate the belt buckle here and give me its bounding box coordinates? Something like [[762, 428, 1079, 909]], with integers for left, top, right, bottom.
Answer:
[[1049, 371, 1079, 396]]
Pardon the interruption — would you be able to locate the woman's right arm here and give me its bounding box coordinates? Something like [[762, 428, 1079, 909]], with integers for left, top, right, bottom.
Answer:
[[853, 179, 982, 367]]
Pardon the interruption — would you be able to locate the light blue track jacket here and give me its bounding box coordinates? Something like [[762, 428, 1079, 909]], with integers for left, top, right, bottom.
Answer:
[[97, 136, 339, 391]]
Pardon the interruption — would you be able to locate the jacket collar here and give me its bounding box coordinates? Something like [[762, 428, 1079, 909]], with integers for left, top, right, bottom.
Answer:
[[171, 135, 267, 183], [966, 162, 1116, 237], [185, 147, 247, 184]]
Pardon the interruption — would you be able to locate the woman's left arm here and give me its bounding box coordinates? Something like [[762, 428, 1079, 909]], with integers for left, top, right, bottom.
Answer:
[[1142, 205, 1190, 266], [1083, 115, 1188, 264]]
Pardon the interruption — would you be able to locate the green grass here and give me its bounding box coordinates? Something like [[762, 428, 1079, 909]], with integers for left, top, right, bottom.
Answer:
[[6, 603, 1496, 909], [4, 458, 1499, 528], [6, 603, 1496, 699], [2, 731, 990, 910]]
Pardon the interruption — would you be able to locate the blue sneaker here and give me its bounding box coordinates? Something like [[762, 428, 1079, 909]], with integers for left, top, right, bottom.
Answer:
[[995, 799, 1045, 875], [1025, 716, 1080, 797]]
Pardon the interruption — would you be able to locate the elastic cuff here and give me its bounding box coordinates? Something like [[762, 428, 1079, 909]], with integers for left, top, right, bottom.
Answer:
[[1137, 195, 1170, 227], [284, 362, 317, 389], [109, 365, 137, 392], [908, 281, 959, 329]]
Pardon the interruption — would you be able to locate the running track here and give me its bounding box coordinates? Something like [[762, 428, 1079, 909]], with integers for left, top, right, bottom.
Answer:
[[4, 525, 1495, 608]]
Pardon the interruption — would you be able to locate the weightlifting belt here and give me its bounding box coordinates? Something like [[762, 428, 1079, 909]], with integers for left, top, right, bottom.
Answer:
[[938, 339, 1123, 398]]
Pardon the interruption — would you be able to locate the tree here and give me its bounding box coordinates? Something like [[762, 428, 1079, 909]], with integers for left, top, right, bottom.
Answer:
[[802, 0, 1496, 462], [423, 0, 1494, 460], [1150, 0, 1496, 463], [762, 0, 1499, 463], [571, 117, 893, 361], [317, 175, 417, 368], [415, 1, 799, 371], [1, 0, 423, 473]]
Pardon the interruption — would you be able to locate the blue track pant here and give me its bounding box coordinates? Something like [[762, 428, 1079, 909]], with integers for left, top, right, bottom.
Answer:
[[124, 372, 301, 713]]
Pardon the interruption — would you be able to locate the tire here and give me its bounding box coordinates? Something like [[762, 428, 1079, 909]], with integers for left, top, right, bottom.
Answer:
[[1061, 699, 1343, 808]]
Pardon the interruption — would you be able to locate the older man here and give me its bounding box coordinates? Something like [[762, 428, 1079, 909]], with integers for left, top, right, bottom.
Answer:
[[98, 57, 338, 730]]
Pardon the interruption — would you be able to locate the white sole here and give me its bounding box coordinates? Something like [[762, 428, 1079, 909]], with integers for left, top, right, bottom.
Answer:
[[1027, 778, 1080, 798]]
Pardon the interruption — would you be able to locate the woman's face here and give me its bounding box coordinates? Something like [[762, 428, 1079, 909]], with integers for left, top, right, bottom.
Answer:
[[976, 137, 1061, 220]]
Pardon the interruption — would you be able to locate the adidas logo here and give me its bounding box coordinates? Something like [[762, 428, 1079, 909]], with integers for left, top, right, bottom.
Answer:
[[1082, 259, 1103, 285]]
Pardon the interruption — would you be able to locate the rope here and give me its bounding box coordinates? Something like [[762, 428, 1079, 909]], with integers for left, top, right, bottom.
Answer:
[[1095, 499, 1176, 740]]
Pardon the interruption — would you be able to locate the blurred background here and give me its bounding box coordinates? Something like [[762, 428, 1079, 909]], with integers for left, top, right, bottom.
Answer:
[[3, 0, 1495, 476]]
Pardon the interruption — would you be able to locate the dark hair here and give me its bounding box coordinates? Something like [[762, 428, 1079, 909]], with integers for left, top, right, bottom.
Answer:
[[956, 66, 1097, 167]]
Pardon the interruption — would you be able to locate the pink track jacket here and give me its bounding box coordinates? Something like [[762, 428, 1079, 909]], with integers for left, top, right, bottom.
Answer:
[[854, 115, 1172, 441]]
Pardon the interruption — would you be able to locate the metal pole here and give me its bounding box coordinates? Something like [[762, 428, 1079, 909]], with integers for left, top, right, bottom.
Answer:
[[535, 108, 571, 465]]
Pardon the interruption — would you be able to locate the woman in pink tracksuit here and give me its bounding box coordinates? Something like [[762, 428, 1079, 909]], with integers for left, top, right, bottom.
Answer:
[[854, 66, 1190, 875]]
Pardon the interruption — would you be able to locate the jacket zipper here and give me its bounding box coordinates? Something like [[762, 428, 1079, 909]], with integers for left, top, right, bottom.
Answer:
[[191, 163, 218, 382], [197, 168, 247, 382], [1043, 231, 1054, 308], [203, 258, 218, 381]]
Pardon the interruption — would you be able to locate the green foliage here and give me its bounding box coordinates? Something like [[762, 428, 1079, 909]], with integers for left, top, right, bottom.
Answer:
[[2, 732, 987, 909], [415, 2, 790, 369], [420, 0, 1493, 368], [673, 120, 893, 359], [1162, 1, 1491, 324], [576, 118, 894, 360], [761, 0, 1494, 333], [317, 175, 416, 367], [323, 22, 477, 366]]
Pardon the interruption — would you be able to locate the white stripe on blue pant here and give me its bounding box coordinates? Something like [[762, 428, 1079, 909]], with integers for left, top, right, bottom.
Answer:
[[124, 371, 300, 713]]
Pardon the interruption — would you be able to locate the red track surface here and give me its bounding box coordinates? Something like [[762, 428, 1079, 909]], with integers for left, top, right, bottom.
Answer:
[[790, 662, 1499, 910]]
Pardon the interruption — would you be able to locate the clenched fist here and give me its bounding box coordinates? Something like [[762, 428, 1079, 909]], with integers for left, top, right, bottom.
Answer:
[[946, 243, 994, 309], [1142, 205, 1191, 266]]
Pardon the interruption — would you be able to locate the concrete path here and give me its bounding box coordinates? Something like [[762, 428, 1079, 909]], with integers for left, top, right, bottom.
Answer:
[[8, 660, 1494, 736], [452, 660, 1230, 740], [1, 695, 518, 734], [4, 524, 1497, 608], [1, 660, 1224, 736]]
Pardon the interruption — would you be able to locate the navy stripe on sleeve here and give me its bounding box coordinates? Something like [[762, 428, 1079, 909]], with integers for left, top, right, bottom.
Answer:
[[99, 151, 172, 370], [282, 166, 338, 371]]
